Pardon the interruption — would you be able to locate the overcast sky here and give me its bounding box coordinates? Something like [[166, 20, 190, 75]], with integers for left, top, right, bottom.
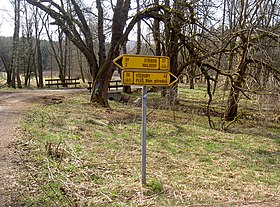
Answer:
[[0, 0, 139, 41], [0, 0, 14, 37]]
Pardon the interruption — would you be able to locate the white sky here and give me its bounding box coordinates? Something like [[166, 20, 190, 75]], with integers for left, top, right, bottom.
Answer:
[[0, 0, 139, 41], [0, 0, 14, 37]]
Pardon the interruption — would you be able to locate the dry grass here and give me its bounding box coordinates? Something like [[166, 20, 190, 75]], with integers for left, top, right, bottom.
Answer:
[[15, 86, 280, 206]]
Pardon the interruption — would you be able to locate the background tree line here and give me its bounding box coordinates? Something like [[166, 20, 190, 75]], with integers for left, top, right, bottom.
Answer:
[[0, 0, 279, 126]]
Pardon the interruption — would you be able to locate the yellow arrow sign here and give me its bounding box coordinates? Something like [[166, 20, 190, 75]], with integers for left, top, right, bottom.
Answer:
[[122, 70, 178, 86], [114, 54, 170, 70]]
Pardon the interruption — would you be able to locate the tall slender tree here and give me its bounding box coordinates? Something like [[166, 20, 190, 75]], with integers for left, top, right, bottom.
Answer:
[[10, 0, 22, 88]]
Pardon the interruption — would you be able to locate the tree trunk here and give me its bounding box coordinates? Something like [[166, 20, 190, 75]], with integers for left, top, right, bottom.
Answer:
[[6, 71, 12, 86], [96, 0, 106, 66], [0, 54, 11, 85], [224, 48, 248, 121], [17, 73, 22, 88], [136, 0, 141, 55], [37, 40, 44, 88], [91, 0, 131, 106], [154, 0, 160, 56], [225, 86, 239, 121], [77, 48, 85, 83], [165, 1, 180, 103], [189, 67, 195, 89], [34, 8, 44, 88], [161, 0, 170, 97], [90, 62, 114, 107], [58, 31, 67, 85], [10, 0, 21, 88]]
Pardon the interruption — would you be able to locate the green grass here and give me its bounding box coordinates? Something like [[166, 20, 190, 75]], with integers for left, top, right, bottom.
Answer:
[[16, 87, 280, 206]]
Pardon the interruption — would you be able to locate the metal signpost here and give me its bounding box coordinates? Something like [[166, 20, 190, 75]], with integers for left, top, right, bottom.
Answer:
[[113, 54, 178, 185], [141, 86, 147, 185]]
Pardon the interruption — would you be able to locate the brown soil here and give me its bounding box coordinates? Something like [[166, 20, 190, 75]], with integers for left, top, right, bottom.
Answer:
[[0, 89, 82, 206]]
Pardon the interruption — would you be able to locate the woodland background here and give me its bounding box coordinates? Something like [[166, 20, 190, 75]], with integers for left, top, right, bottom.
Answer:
[[0, 0, 279, 122]]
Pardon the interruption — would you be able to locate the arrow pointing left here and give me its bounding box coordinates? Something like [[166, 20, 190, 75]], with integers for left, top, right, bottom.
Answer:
[[113, 54, 170, 70]]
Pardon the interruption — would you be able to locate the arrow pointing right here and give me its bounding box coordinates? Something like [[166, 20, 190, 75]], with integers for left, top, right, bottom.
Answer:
[[169, 72, 178, 86], [122, 70, 178, 86]]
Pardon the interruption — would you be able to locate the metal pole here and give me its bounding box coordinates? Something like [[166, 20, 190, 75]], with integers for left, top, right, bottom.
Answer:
[[142, 86, 147, 185]]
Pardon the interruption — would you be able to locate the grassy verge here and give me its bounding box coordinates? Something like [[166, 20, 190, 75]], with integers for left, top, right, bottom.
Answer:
[[16, 87, 280, 206]]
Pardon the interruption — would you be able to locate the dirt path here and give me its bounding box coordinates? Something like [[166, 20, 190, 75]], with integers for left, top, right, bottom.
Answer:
[[0, 89, 82, 206], [0, 91, 30, 206]]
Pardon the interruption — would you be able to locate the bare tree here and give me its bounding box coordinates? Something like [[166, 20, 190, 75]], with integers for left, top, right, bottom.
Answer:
[[10, 0, 22, 88], [26, 0, 129, 106], [21, 1, 35, 87], [34, 7, 46, 88], [90, 0, 131, 105], [223, 0, 280, 121], [26, 0, 98, 78], [26, 0, 167, 106], [169, 0, 280, 124], [0, 38, 12, 85]]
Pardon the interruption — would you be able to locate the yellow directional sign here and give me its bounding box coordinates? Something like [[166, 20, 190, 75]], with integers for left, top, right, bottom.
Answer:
[[114, 54, 170, 70], [122, 70, 178, 86]]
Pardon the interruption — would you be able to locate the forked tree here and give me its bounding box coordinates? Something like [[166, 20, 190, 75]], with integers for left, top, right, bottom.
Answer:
[[26, 0, 172, 106]]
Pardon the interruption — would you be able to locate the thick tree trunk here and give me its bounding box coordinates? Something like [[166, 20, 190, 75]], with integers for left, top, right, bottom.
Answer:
[[224, 49, 247, 121], [6, 72, 12, 86], [189, 77, 195, 89], [225, 86, 239, 121], [91, 0, 130, 106], [90, 61, 115, 107], [189, 68, 195, 89], [165, 1, 180, 103]]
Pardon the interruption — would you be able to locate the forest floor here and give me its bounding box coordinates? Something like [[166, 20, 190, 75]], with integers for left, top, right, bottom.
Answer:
[[0, 89, 81, 206], [0, 86, 279, 206]]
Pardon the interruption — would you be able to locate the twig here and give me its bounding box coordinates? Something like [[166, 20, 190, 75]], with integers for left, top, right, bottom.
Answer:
[[99, 191, 113, 202], [185, 196, 279, 207], [46, 157, 55, 181], [86, 160, 141, 167], [223, 113, 243, 129]]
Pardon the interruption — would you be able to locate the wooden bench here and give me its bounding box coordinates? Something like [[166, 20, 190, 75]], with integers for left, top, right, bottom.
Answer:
[[45, 78, 80, 89], [87, 80, 123, 93]]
